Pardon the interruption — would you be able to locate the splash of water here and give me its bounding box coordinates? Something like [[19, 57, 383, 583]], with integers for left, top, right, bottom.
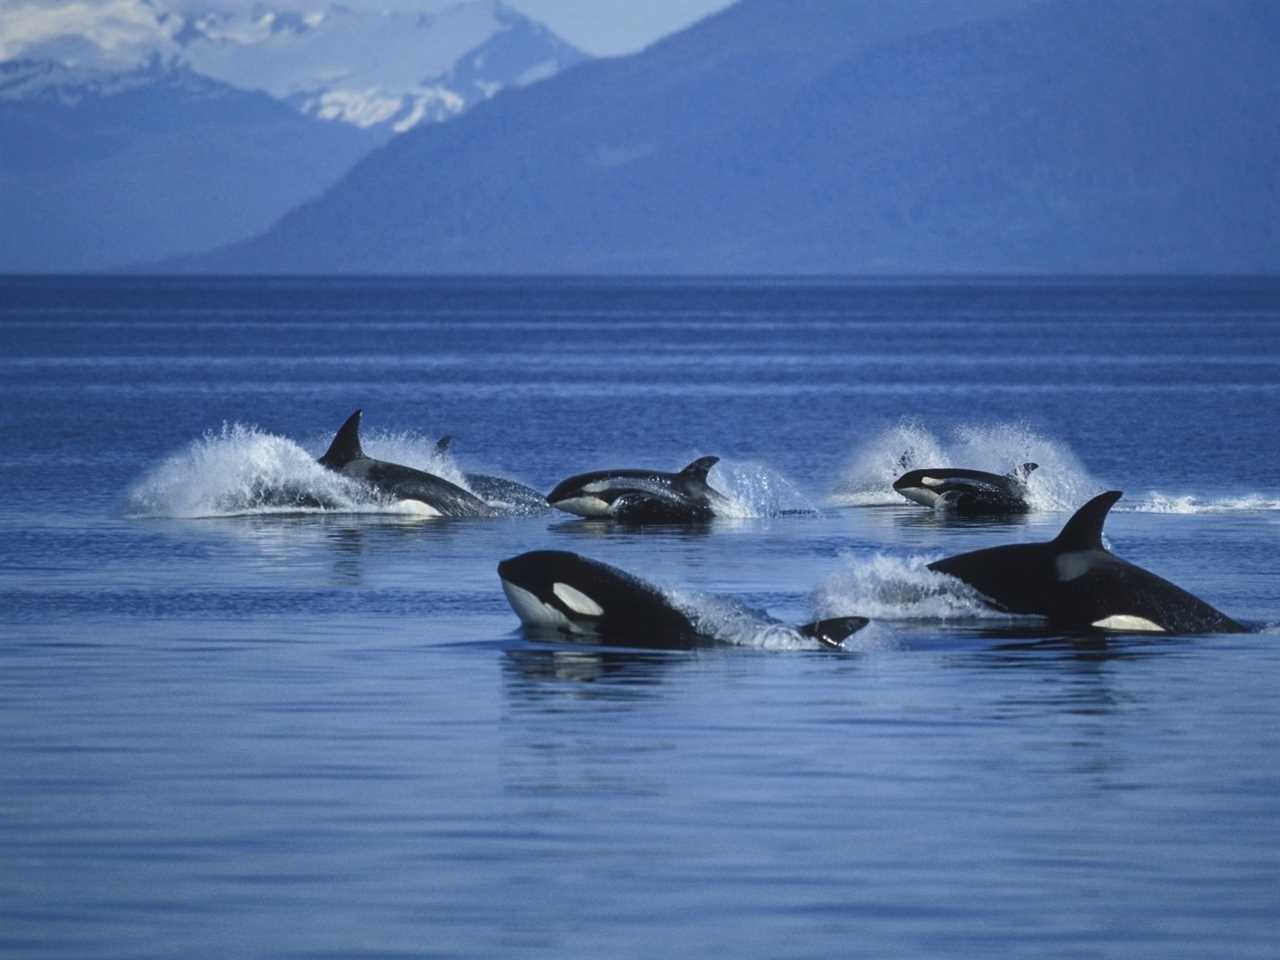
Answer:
[[664, 589, 820, 650], [813, 552, 1014, 623], [828, 421, 948, 506], [710, 459, 819, 519], [127, 423, 412, 518], [829, 421, 1102, 510]]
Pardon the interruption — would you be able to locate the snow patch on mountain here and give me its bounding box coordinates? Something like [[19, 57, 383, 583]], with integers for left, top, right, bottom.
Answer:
[[0, 0, 586, 133]]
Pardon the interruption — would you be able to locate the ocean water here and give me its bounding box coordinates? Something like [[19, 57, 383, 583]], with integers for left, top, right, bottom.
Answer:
[[2, 276, 1278, 959]]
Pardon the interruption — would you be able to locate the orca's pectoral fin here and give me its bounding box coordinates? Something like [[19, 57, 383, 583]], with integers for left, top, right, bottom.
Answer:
[[1054, 490, 1123, 550], [435, 435, 453, 456], [318, 409, 364, 469], [679, 455, 720, 483], [798, 616, 870, 650]]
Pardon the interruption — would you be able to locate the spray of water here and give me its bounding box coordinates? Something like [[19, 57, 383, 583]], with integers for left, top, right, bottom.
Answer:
[[829, 421, 1102, 510], [813, 552, 1015, 623], [127, 423, 430, 518], [664, 589, 820, 650], [710, 459, 819, 518]]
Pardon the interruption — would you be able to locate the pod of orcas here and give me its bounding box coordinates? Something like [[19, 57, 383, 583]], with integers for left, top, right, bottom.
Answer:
[[301, 409, 1248, 644]]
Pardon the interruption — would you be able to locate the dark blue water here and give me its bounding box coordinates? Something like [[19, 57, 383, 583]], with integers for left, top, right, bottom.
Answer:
[[2, 276, 1279, 959]]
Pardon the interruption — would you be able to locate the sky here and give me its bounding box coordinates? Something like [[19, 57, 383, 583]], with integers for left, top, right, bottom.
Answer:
[[502, 0, 734, 56]]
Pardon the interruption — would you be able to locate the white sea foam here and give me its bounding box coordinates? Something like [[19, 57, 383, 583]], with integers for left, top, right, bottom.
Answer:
[[710, 459, 819, 519], [813, 553, 1014, 623], [828, 421, 1101, 511], [1124, 492, 1280, 514], [127, 422, 424, 518]]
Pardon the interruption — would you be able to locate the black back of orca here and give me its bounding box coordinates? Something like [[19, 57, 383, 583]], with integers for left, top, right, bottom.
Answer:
[[928, 491, 1245, 633], [318, 410, 497, 517], [497, 550, 868, 650]]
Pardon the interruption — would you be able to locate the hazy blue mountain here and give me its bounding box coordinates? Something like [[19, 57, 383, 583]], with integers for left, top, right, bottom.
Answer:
[[190, 0, 1280, 274], [0, 58, 378, 271]]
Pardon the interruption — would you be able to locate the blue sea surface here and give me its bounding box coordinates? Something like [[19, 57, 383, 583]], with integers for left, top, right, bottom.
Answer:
[[2, 276, 1279, 959]]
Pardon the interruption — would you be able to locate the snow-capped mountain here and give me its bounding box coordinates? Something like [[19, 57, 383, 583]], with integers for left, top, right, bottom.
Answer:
[[0, 0, 588, 271], [0, 0, 586, 135]]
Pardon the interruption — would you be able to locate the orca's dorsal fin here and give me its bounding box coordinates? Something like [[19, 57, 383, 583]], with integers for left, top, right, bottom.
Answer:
[[435, 435, 453, 456], [679, 456, 720, 483], [798, 616, 870, 650], [318, 409, 364, 468], [1053, 491, 1122, 551]]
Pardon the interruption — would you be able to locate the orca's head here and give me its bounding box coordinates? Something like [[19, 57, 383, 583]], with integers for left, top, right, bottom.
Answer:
[[497, 550, 620, 634], [545, 473, 615, 518], [893, 469, 945, 507]]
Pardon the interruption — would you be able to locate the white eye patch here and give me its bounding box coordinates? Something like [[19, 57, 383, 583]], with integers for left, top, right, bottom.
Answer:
[[553, 582, 605, 617], [921, 477, 943, 488]]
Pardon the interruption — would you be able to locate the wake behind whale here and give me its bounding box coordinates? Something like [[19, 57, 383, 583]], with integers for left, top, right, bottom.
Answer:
[[127, 421, 496, 519], [830, 421, 1100, 511]]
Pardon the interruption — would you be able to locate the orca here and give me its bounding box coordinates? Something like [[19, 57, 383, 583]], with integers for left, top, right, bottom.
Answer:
[[317, 410, 498, 517], [498, 550, 869, 650], [928, 490, 1246, 633], [546, 456, 732, 522], [894, 463, 1038, 514], [433, 435, 549, 515]]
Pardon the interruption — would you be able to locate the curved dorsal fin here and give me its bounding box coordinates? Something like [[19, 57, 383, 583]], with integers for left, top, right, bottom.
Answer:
[[318, 409, 364, 468], [435, 435, 453, 456], [1053, 491, 1122, 550], [679, 455, 720, 482]]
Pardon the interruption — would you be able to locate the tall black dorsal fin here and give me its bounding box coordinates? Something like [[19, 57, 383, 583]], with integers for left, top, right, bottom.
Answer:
[[1053, 491, 1122, 550], [318, 409, 364, 468], [798, 616, 870, 650], [435, 435, 453, 456], [679, 456, 720, 482]]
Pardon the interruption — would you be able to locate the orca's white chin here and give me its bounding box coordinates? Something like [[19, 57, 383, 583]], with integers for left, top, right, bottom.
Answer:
[[394, 499, 442, 517], [550, 495, 612, 518], [896, 487, 940, 508], [500, 579, 586, 633], [1090, 614, 1166, 633]]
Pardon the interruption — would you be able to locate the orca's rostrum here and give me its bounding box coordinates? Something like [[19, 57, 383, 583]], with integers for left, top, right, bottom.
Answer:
[[929, 491, 1246, 633]]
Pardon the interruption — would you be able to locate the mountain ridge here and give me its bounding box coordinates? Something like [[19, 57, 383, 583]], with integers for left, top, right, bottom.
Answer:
[[183, 0, 1280, 275]]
